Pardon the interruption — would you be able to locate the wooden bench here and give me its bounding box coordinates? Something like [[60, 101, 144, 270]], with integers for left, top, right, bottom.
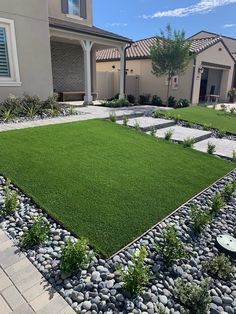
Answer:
[[60, 91, 98, 102]]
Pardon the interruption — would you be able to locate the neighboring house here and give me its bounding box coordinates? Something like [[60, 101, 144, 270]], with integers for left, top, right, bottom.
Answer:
[[0, 0, 131, 103], [96, 34, 236, 104]]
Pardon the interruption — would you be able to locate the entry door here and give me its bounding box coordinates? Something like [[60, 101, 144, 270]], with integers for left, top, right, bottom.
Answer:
[[199, 68, 208, 102]]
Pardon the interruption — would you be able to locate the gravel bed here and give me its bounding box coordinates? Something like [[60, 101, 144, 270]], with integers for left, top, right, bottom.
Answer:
[[0, 170, 236, 314]]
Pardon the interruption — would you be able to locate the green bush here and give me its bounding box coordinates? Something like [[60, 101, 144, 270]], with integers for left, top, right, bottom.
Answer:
[[176, 279, 211, 314], [185, 121, 193, 128], [209, 192, 225, 216], [232, 150, 236, 163], [155, 225, 189, 266], [152, 95, 163, 106], [168, 96, 177, 107], [134, 120, 141, 131], [0, 179, 19, 217], [176, 98, 190, 108], [109, 112, 117, 122], [203, 254, 234, 280], [123, 115, 129, 126], [150, 126, 156, 136], [154, 110, 164, 118], [118, 246, 152, 295], [103, 98, 129, 108], [218, 129, 226, 139], [207, 142, 216, 155], [20, 215, 50, 248], [183, 137, 194, 148], [139, 95, 150, 105], [222, 181, 236, 200], [127, 94, 135, 104], [60, 237, 92, 274], [190, 205, 211, 234], [164, 129, 173, 141]]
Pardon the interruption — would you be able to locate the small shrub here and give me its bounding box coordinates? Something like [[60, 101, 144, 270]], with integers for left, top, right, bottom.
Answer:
[[139, 95, 150, 105], [20, 215, 50, 248], [117, 246, 152, 295], [0, 108, 16, 122], [168, 96, 177, 107], [185, 121, 193, 128], [68, 105, 76, 115], [176, 279, 211, 314], [222, 181, 236, 200], [134, 120, 140, 131], [220, 104, 227, 112], [109, 112, 116, 122], [176, 98, 190, 108], [150, 126, 156, 136], [218, 129, 226, 139], [183, 137, 194, 148], [123, 115, 129, 126], [174, 114, 181, 123], [155, 225, 189, 266], [0, 179, 19, 217], [228, 88, 236, 103], [209, 192, 225, 216], [207, 142, 216, 155], [232, 150, 236, 163], [152, 95, 163, 106], [1, 94, 22, 116], [203, 254, 234, 280], [60, 237, 92, 274], [203, 124, 212, 131], [230, 107, 235, 115], [164, 129, 173, 141], [44, 93, 58, 108], [154, 110, 164, 118], [190, 205, 211, 234], [127, 94, 135, 104], [104, 98, 129, 108]]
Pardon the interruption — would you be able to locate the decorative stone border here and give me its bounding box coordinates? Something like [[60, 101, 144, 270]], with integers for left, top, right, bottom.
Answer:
[[0, 169, 236, 314]]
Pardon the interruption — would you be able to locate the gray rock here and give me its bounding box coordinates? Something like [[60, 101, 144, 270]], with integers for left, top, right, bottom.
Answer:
[[159, 295, 168, 306], [82, 300, 92, 310]]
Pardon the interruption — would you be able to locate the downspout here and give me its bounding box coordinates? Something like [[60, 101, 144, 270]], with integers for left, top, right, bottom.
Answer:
[[123, 42, 133, 97], [190, 57, 196, 103]]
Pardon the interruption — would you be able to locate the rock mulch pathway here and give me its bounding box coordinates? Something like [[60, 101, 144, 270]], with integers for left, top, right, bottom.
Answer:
[[1, 169, 236, 314], [0, 230, 75, 314]]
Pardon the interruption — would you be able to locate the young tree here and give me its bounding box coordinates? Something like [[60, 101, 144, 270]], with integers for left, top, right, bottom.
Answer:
[[150, 24, 193, 102]]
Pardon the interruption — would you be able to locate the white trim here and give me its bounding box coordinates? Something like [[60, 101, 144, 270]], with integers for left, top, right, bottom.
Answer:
[[0, 17, 21, 87]]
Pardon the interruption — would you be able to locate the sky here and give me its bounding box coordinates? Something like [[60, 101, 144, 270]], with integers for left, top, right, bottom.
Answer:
[[93, 0, 236, 41]]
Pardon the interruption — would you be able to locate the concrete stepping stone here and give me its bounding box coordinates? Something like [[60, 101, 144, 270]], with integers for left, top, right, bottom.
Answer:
[[151, 125, 212, 143], [194, 138, 236, 159], [117, 117, 175, 131]]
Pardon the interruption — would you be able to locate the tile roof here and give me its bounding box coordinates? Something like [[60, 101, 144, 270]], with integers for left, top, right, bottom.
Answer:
[[49, 17, 132, 43], [96, 36, 224, 61]]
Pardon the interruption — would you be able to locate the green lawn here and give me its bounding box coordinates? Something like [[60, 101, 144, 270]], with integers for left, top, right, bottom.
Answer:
[[162, 106, 236, 134], [0, 120, 234, 256]]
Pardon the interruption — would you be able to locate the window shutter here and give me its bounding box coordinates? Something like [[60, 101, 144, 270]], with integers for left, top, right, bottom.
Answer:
[[0, 27, 10, 77], [61, 0, 69, 14], [80, 0, 87, 19]]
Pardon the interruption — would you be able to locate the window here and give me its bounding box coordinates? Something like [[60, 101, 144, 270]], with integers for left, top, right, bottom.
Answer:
[[0, 18, 21, 86], [68, 0, 80, 16]]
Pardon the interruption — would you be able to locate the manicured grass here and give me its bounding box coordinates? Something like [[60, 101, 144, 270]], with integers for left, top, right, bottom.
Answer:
[[0, 120, 234, 256], [162, 106, 236, 134]]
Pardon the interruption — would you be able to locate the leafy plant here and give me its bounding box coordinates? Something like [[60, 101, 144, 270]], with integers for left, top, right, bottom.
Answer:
[[123, 115, 129, 126], [60, 237, 92, 274], [183, 137, 194, 148], [134, 120, 141, 131], [139, 95, 150, 105], [47, 104, 60, 117], [222, 181, 236, 200], [185, 121, 193, 128], [104, 98, 129, 108], [220, 104, 227, 112], [164, 129, 173, 141], [23, 104, 40, 118], [109, 112, 116, 122], [152, 95, 163, 106], [0, 108, 16, 122], [168, 96, 177, 108], [154, 110, 164, 118], [218, 129, 226, 139], [230, 107, 235, 115], [174, 114, 181, 123], [127, 94, 135, 104], [228, 88, 236, 103], [176, 98, 190, 108], [203, 254, 234, 280], [155, 225, 189, 266], [207, 142, 216, 155], [150, 126, 156, 136], [117, 246, 152, 295], [0, 179, 19, 217], [68, 105, 76, 115], [20, 215, 50, 248], [176, 279, 211, 314], [209, 192, 225, 216], [232, 150, 236, 163], [190, 205, 211, 234]]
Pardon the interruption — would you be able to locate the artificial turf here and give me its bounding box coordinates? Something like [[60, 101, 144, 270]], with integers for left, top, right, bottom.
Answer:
[[162, 106, 236, 135], [0, 119, 234, 256]]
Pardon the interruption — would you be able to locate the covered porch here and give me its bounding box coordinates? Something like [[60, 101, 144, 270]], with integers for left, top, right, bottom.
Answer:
[[49, 18, 131, 105]]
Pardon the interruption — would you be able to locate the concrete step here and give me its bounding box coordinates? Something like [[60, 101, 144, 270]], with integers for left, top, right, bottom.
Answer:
[[116, 117, 176, 131], [193, 138, 236, 159], [150, 125, 212, 143]]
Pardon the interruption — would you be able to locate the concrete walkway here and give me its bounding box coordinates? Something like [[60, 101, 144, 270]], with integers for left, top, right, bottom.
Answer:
[[0, 230, 74, 314], [0, 105, 157, 133]]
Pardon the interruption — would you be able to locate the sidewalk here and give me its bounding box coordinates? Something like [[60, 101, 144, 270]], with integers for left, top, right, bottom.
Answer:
[[0, 230, 74, 314]]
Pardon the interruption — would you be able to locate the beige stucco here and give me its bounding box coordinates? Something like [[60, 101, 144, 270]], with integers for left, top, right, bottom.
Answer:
[[0, 0, 53, 101], [97, 41, 235, 103], [48, 0, 93, 27]]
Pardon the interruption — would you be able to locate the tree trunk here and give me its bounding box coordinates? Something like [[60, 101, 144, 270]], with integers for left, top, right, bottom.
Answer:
[[166, 73, 171, 105]]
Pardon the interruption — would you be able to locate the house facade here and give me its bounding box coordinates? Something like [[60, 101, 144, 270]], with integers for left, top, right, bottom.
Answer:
[[0, 0, 131, 103], [96, 34, 236, 104]]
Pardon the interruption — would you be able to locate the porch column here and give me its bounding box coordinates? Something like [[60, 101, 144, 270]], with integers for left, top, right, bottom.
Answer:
[[81, 40, 94, 105], [119, 46, 125, 99]]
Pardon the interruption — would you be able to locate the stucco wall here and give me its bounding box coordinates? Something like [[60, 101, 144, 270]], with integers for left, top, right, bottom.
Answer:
[[48, 0, 93, 26], [51, 41, 84, 92], [0, 0, 53, 101]]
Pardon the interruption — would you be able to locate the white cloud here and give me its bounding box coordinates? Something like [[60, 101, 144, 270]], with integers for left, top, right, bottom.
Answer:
[[143, 0, 236, 19], [223, 23, 236, 27], [106, 22, 128, 27]]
